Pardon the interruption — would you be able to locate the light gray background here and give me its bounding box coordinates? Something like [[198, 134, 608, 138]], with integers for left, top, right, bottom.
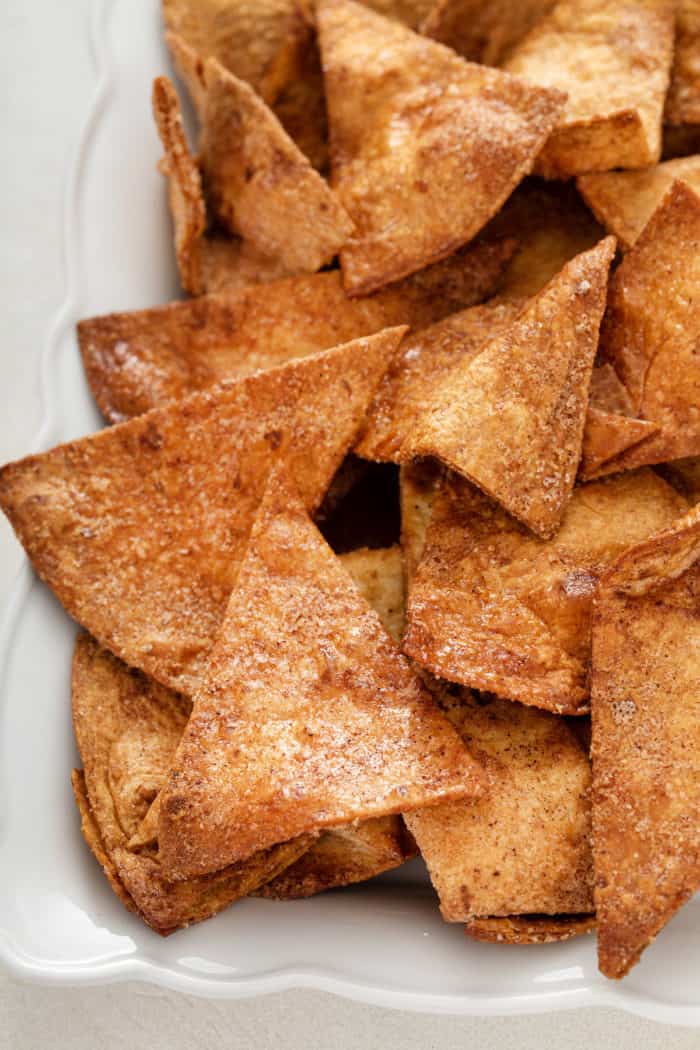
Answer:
[[0, 2, 697, 1047]]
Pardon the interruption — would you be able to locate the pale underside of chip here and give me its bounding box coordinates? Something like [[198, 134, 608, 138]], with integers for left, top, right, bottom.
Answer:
[[156, 472, 484, 879], [403, 470, 687, 714], [504, 0, 675, 178], [317, 0, 565, 294], [404, 238, 616, 539], [592, 503, 700, 978]]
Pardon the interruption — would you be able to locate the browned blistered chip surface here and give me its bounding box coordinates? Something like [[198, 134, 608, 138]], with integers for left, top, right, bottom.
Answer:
[[405, 690, 594, 921], [317, 0, 564, 294], [465, 913, 596, 944], [0, 331, 404, 697], [403, 470, 687, 714], [592, 504, 700, 978], [156, 472, 484, 879], [405, 238, 615, 539]]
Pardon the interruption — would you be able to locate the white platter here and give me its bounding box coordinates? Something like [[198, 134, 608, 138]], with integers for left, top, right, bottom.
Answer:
[[1, 0, 699, 1022]]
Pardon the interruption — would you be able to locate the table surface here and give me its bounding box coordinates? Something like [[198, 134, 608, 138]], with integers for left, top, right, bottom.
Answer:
[[0, 2, 697, 1046]]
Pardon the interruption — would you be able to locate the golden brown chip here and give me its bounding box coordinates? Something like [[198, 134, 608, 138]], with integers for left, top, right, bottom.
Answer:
[[596, 181, 700, 472], [257, 816, 417, 899], [580, 408, 659, 481], [339, 545, 405, 642], [71, 635, 313, 934], [504, 0, 675, 178], [578, 156, 700, 250], [162, 0, 300, 94], [422, 0, 558, 65], [465, 914, 596, 944], [483, 179, 606, 297], [198, 235, 292, 294], [157, 471, 484, 879], [405, 239, 616, 539], [399, 459, 442, 590], [404, 690, 594, 921], [199, 58, 353, 272], [152, 76, 207, 296], [78, 240, 514, 424], [356, 298, 525, 463], [316, 0, 565, 295], [665, 0, 700, 125], [591, 504, 700, 979], [0, 330, 404, 696], [403, 470, 687, 714]]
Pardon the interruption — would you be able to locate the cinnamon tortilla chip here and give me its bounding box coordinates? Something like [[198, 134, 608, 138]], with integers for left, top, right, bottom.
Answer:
[[71, 635, 312, 934], [465, 914, 596, 944], [405, 238, 616, 539], [578, 156, 700, 250], [356, 298, 525, 463], [199, 58, 353, 272], [403, 470, 687, 714], [317, 0, 565, 294], [596, 181, 700, 472], [78, 240, 514, 423], [504, 0, 675, 178], [404, 690, 594, 921], [339, 545, 405, 642], [580, 408, 660, 481], [400, 459, 441, 589], [257, 816, 417, 899], [422, 0, 557, 65], [483, 179, 606, 297], [199, 234, 292, 295], [665, 0, 700, 125], [157, 471, 484, 878], [0, 329, 404, 696], [591, 504, 700, 978]]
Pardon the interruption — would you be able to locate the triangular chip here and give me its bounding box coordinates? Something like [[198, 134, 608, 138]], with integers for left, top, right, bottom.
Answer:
[[257, 816, 417, 899], [403, 470, 687, 714], [317, 0, 565, 294], [157, 472, 484, 878], [0, 330, 404, 696], [578, 156, 700, 250], [78, 240, 515, 423], [503, 0, 675, 178], [596, 180, 700, 472], [405, 238, 616, 538], [465, 914, 596, 944], [591, 504, 700, 978], [199, 58, 353, 272], [400, 459, 441, 590], [71, 635, 312, 934], [356, 298, 525, 463], [422, 0, 557, 65], [580, 408, 660, 481], [665, 0, 700, 125], [483, 179, 606, 297], [404, 689, 594, 921]]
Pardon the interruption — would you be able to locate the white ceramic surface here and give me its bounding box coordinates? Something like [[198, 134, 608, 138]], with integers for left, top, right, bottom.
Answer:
[[0, 0, 698, 1023]]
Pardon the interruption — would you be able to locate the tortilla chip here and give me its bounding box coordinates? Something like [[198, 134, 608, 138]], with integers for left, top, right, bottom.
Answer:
[[404, 469, 686, 714], [580, 408, 660, 481], [78, 240, 514, 424], [198, 234, 292, 294], [483, 179, 606, 297], [591, 504, 700, 978], [504, 0, 675, 179], [71, 635, 313, 934], [199, 58, 353, 273], [657, 457, 700, 504], [404, 690, 594, 921], [399, 459, 441, 589], [157, 470, 484, 878], [152, 76, 207, 295], [339, 545, 405, 641], [405, 238, 616, 539], [356, 298, 525, 463], [317, 0, 565, 295], [665, 0, 700, 125], [257, 816, 417, 898], [422, 0, 558, 65], [578, 156, 700, 250], [0, 329, 404, 696], [162, 0, 300, 94], [596, 181, 700, 472], [465, 914, 596, 944]]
